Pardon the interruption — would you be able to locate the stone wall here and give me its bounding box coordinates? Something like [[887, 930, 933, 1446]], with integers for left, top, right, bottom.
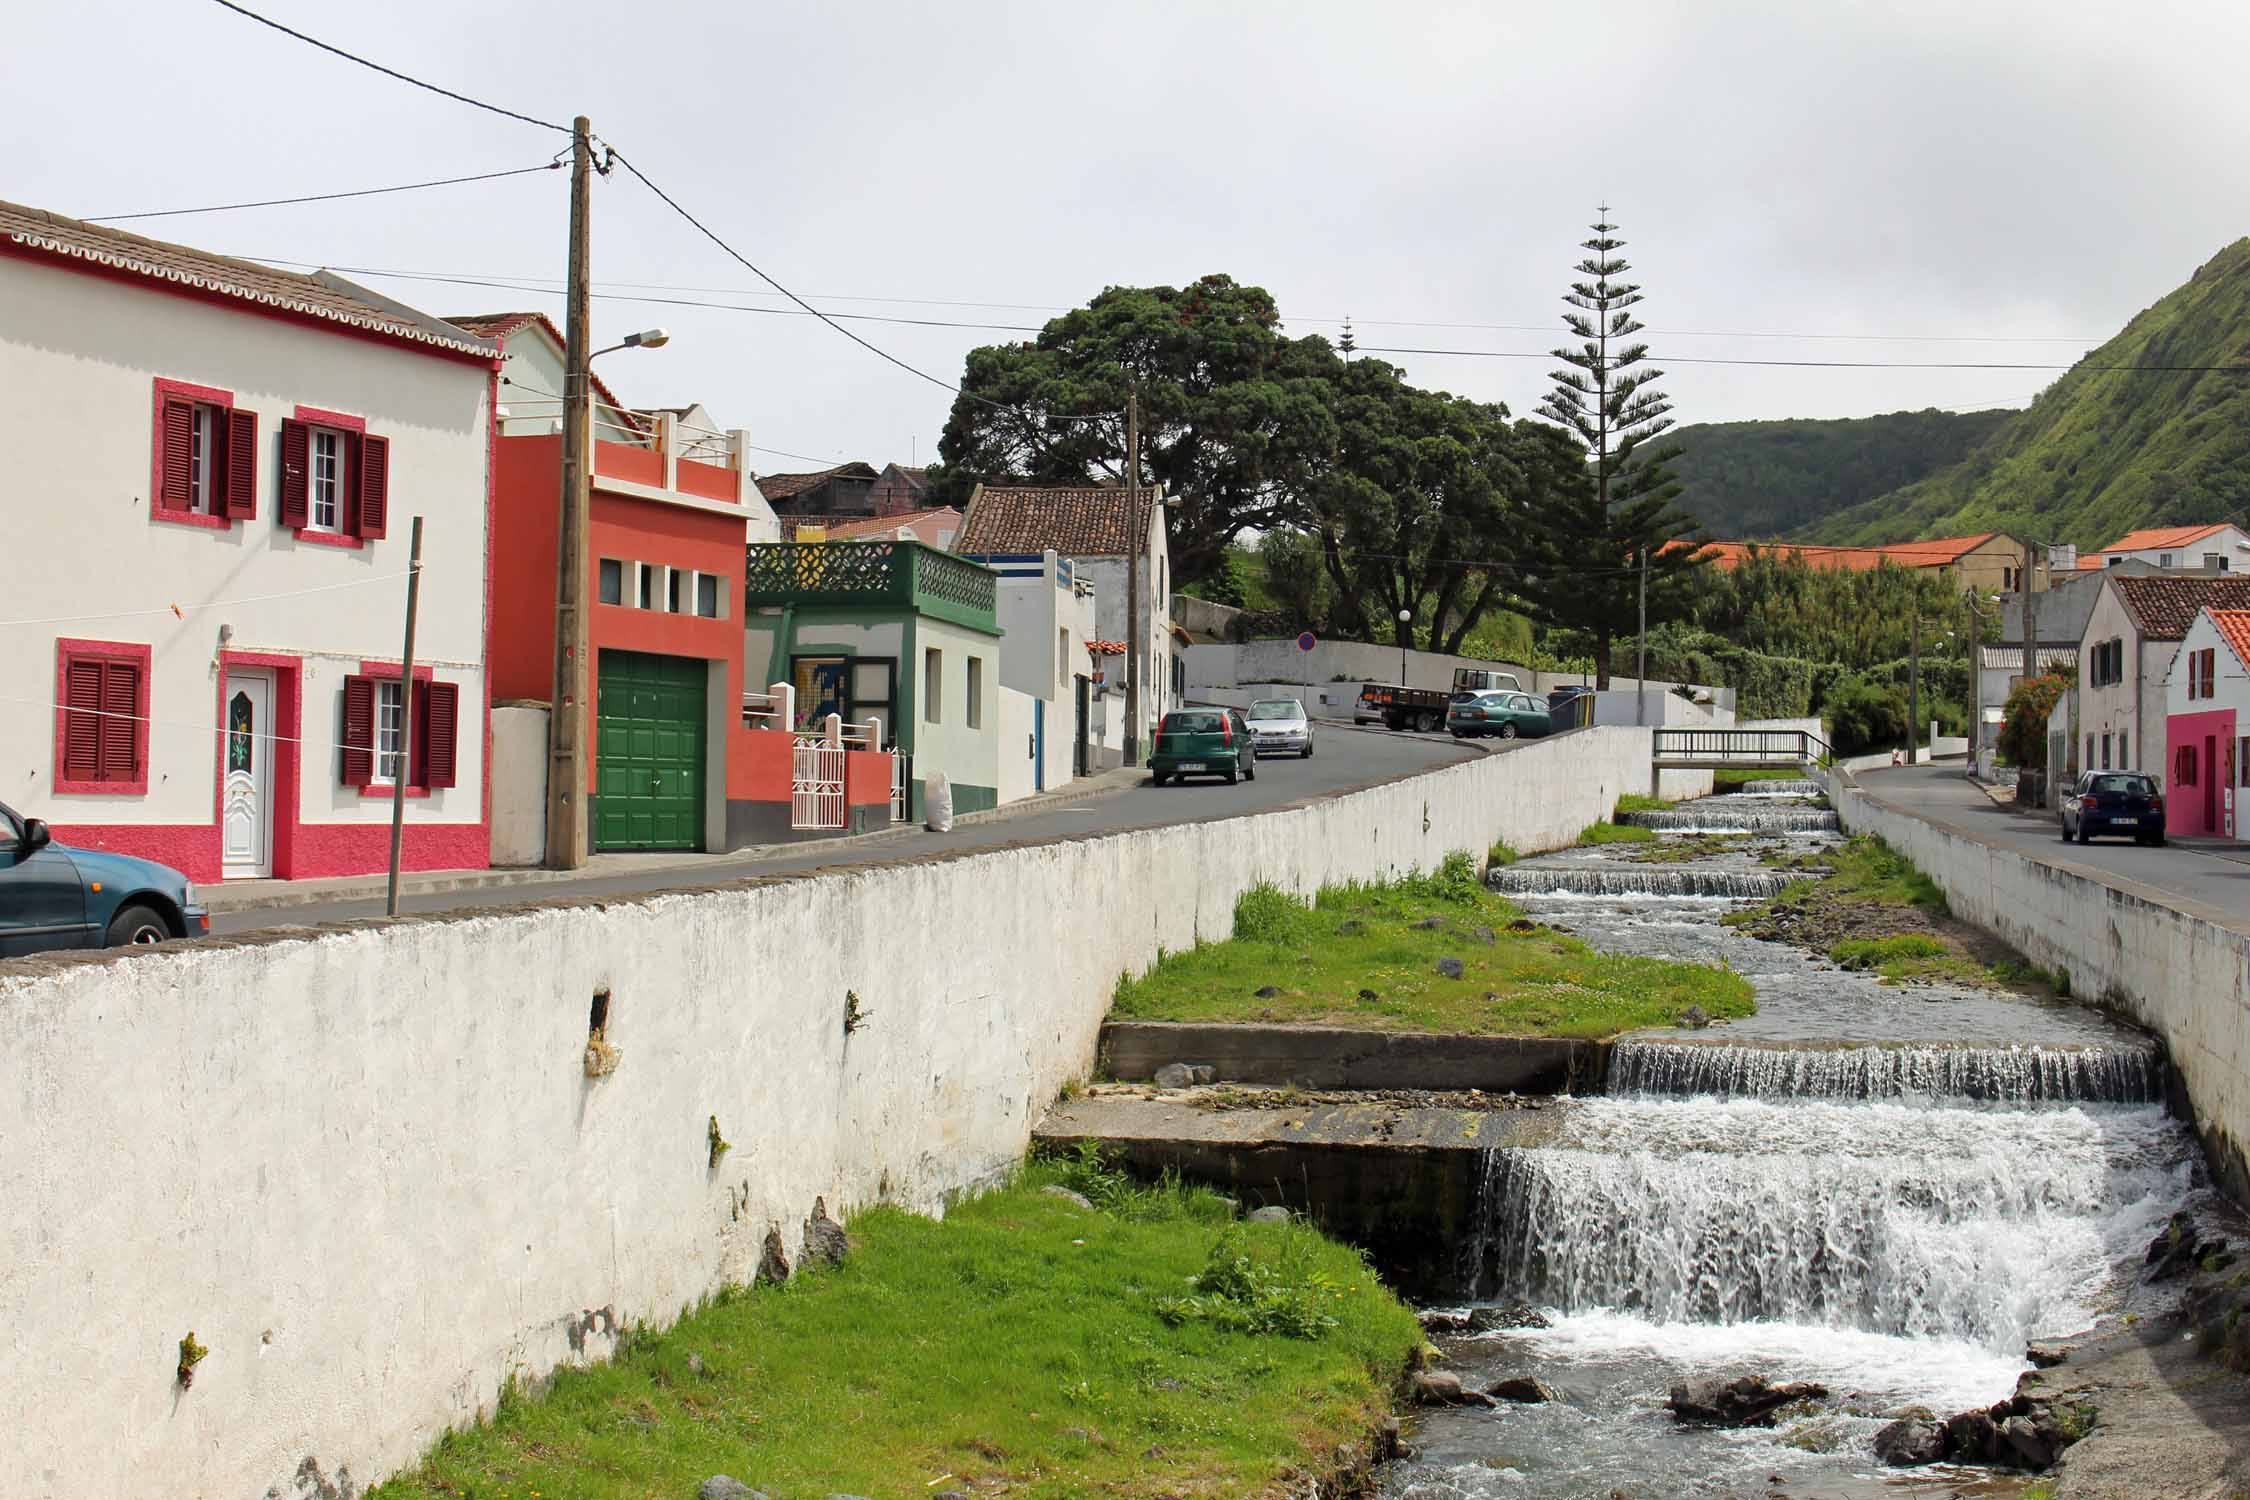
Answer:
[[1828, 769, 2250, 1203], [0, 726, 1659, 1499]]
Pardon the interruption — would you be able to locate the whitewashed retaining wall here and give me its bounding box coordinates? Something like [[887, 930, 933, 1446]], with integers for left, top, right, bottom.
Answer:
[[1829, 770, 2250, 1202], [0, 726, 1660, 1500]]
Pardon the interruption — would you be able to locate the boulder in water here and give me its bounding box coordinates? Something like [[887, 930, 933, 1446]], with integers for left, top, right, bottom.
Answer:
[[2025, 1342, 2073, 1368], [2000, 1413, 2061, 1469], [1467, 1303, 1549, 1332], [1486, 1375, 1560, 1404], [1872, 1414, 1947, 1466], [1410, 1369, 1495, 1407], [1944, 1407, 1999, 1461], [1665, 1374, 1829, 1427]]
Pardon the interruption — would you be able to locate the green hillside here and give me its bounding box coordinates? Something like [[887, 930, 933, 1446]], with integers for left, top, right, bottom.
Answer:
[[1806, 239, 2250, 546], [1667, 409, 2010, 538]]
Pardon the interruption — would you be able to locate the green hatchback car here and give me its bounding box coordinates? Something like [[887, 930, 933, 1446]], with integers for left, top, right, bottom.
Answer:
[[1446, 689, 1553, 740], [1151, 708, 1258, 785]]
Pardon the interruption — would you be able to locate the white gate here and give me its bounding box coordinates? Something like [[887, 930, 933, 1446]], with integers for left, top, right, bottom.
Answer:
[[791, 736, 846, 830]]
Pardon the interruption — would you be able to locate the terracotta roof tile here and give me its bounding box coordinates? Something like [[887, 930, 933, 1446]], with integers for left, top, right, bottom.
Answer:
[[2110, 575, 2250, 640], [447, 310, 645, 435], [2095, 523, 2233, 555], [756, 462, 879, 503], [0, 199, 492, 357], [2207, 609, 2250, 672], [958, 483, 1153, 557], [791, 507, 963, 541]]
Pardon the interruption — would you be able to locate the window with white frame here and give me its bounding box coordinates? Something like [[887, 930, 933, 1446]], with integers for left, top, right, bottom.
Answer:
[[307, 428, 346, 533], [372, 679, 406, 786], [599, 558, 624, 605], [637, 562, 655, 610], [666, 567, 684, 613], [188, 405, 215, 511], [695, 572, 721, 618]]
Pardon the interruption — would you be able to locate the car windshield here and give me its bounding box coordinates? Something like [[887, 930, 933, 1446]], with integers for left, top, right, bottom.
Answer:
[[1249, 700, 1303, 719], [1163, 712, 1224, 734], [2090, 775, 2156, 796]]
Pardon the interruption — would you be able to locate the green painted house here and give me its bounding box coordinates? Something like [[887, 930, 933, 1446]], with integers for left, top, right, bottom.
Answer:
[[743, 539, 1002, 822]]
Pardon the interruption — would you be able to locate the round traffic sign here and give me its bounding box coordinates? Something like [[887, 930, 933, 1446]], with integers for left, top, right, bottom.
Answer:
[[1297, 631, 1318, 651]]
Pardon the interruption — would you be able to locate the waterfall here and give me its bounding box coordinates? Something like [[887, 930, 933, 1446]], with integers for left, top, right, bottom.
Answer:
[[1475, 1096, 2193, 1348], [1621, 808, 1841, 834], [1734, 779, 1823, 797], [1609, 1039, 2165, 1103], [1489, 866, 1793, 899]]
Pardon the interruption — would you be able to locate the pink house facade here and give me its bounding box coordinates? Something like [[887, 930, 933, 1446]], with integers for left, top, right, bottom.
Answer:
[[0, 200, 498, 882], [2163, 607, 2250, 840]]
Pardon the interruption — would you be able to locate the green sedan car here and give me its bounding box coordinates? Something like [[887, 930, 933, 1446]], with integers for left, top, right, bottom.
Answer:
[[1151, 707, 1258, 785], [1446, 689, 1553, 740]]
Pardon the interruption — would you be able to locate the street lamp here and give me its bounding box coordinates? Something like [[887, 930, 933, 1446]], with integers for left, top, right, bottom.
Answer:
[[592, 326, 671, 359], [1397, 608, 1412, 687]]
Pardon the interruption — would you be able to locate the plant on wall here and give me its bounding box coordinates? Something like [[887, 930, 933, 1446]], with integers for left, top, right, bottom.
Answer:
[[707, 1115, 732, 1170], [177, 1331, 208, 1388]]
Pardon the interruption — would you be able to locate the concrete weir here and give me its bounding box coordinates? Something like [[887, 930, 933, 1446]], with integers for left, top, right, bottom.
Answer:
[[1034, 1091, 1555, 1297], [1099, 1021, 1604, 1093]]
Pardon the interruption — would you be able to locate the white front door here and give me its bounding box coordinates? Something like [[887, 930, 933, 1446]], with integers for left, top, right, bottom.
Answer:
[[221, 671, 274, 878]]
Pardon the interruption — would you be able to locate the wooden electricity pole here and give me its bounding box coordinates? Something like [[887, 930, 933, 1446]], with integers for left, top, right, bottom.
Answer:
[[1123, 385, 1143, 767], [545, 116, 595, 869]]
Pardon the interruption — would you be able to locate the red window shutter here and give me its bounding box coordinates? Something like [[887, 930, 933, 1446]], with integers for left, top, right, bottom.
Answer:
[[158, 398, 194, 511], [62, 659, 104, 780], [98, 661, 141, 783], [340, 674, 375, 787], [222, 408, 259, 519], [418, 679, 459, 788], [279, 419, 311, 528], [358, 433, 390, 539]]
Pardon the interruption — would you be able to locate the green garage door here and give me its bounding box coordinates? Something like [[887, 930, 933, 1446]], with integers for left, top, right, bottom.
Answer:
[[595, 651, 707, 851]]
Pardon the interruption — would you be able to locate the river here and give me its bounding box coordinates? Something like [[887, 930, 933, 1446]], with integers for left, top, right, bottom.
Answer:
[[1378, 784, 2203, 1499]]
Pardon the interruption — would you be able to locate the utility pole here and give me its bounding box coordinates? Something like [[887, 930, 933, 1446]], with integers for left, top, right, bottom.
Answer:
[[2020, 535, 2039, 708], [1964, 586, 1979, 779], [1123, 384, 1143, 767], [545, 115, 595, 869], [385, 516, 425, 917], [1635, 547, 1648, 727], [1907, 601, 1921, 766]]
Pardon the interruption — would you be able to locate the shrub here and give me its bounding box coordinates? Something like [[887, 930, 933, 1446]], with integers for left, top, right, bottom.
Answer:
[[1233, 883, 1309, 941], [2000, 673, 2070, 769], [1830, 934, 1948, 971], [1155, 1229, 1344, 1339], [1822, 673, 1909, 756]]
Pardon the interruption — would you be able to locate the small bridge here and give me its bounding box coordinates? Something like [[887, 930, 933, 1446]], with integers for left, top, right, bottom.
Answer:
[[1652, 727, 1830, 774]]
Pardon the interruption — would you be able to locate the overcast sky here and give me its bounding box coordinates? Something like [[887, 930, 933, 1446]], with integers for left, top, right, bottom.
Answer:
[[9, 1, 2250, 474]]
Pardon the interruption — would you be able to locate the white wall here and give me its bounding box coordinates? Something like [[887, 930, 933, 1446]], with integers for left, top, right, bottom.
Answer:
[[915, 617, 1001, 795], [0, 255, 491, 837], [1830, 769, 2250, 1206], [0, 725, 1665, 1500], [488, 705, 549, 866]]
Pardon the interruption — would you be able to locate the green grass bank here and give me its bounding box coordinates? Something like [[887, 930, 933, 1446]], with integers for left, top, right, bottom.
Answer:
[[368, 1160, 1420, 1500], [1111, 855, 1754, 1038]]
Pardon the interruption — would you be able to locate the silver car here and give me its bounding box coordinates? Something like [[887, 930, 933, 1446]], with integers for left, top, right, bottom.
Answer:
[[1245, 698, 1315, 758]]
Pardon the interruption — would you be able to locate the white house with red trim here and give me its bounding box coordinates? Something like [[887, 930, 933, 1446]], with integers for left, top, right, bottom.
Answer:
[[0, 199, 497, 882]]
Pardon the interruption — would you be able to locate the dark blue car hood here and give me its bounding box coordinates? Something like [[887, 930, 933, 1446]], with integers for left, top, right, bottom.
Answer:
[[57, 842, 193, 901]]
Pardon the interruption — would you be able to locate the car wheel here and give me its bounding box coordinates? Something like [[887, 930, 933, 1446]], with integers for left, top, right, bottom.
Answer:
[[1302, 744, 1314, 758], [2152, 834, 2168, 847], [2059, 821, 2072, 842], [105, 903, 171, 948], [1152, 772, 1169, 787], [1224, 767, 1239, 785], [1244, 757, 1256, 781], [1418, 711, 1441, 733], [1499, 722, 1519, 740]]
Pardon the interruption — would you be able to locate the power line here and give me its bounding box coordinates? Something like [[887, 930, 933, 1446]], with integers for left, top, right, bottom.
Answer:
[[205, 0, 570, 134], [84, 161, 564, 223]]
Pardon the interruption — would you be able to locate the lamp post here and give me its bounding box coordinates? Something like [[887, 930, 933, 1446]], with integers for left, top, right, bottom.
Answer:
[[1397, 608, 1412, 687], [544, 319, 675, 871]]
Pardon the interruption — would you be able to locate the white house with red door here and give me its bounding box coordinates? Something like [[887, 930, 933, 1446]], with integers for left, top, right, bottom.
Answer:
[[0, 199, 497, 882], [2162, 606, 2250, 839]]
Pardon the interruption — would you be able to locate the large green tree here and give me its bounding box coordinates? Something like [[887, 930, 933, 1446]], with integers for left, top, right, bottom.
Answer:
[[1523, 216, 1707, 686], [1294, 358, 1524, 654], [933, 275, 1337, 583]]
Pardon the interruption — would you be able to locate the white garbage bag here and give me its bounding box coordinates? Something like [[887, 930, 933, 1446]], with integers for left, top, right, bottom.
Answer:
[[923, 770, 954, 832]]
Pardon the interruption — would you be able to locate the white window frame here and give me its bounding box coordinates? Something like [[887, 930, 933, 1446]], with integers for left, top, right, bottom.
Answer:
[[372, 678, 406, 787], [307, 427, 346, 534], [695, 571, 722, 619], [636, 562, 655, 610], [598, 558, 624, 606], [188, 405, 215, 513], [924, 647, 942, 724], [967, 656, 984, 730]]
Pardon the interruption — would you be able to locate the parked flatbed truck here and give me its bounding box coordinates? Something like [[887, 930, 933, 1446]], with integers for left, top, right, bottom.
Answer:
[[1356, 667, 1524, 732]]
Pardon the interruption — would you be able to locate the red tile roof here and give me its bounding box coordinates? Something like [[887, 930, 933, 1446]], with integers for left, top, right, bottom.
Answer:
[[1679, 536, 2004, 573], [958, 483, 1154, 557], [1, 199, 493, 357], [2095, 523, 2235, 555], [791, 507, 963, 542], [2208, 609, 2250, 672], [2110, 575, 2250, 640]]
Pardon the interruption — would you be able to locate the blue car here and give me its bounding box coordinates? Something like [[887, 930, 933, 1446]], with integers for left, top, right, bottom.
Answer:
[[0, 800, 208, 957]]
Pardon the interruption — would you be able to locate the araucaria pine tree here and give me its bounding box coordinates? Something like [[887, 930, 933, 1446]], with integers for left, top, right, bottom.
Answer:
[[1523, 214, 1706, 688]]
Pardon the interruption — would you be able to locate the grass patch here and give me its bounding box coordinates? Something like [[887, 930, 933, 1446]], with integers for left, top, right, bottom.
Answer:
[[1814, 835, 1948, 913], [1830, 934, 1950, 979], [1110, 858, 1754, 1038], [1487, 840, 1521, 867], [1615, 793, 1673, 815], [369, 1156, 1420, 1500], [1578, 821, 1657, 846]]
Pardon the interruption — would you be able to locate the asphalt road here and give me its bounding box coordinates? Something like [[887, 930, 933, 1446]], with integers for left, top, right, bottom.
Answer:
[[1855, 760, 2250, 920], [210, 724, 1481, 935]]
